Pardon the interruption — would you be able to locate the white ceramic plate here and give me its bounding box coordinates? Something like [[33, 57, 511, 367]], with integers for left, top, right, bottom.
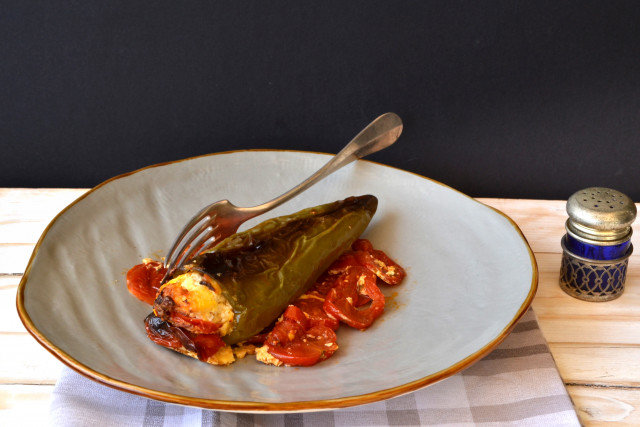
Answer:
[[18, 150, 536, 412]]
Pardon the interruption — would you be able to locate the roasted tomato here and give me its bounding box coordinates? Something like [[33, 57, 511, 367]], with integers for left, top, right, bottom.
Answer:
[[166, 311, 222, 335], [351, 238, 374, 252], [145, 313, 183, 349], [313, 272, 341, 295], [190, 333, 226, 361], [323, 267, 385, 330], [325, 252, 360, 275], [264, 305, 338, 366], [267, 325, 338, 366], [245, 332, 269, 346], [126, 261, 166, 305], [265, 306, 308, 347], [354, 249, 406, 285], [144, 314, 225, 361], [294, 292, 339, 330]]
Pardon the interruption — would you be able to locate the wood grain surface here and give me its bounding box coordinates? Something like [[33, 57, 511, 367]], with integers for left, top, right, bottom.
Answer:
[[1, 188, 638, 425]]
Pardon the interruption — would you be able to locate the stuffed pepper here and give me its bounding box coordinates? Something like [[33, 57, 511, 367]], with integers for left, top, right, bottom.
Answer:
[[142, 195, 378, 365]]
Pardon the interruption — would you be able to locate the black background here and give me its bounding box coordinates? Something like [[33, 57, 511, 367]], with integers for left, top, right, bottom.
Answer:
[[2, 1, 640, 200]]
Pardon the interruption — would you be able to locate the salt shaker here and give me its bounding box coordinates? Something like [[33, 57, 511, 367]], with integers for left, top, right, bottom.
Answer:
[[559, 187, 636, 301]]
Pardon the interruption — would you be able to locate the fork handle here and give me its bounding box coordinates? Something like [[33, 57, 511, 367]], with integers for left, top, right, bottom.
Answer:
[[245, 112, 403, 216]]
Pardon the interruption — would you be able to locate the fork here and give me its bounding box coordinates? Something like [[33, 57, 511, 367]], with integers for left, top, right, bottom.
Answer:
[[161, 112, 403, 282]]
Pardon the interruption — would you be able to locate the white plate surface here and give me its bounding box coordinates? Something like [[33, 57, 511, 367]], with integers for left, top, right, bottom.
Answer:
[[18, 150, 536, 412]]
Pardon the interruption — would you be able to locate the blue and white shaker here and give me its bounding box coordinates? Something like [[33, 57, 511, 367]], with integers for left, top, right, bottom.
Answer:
[[560, 187, 636, 301]]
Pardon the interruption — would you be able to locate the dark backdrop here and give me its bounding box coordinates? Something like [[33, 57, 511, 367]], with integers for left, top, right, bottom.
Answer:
[[2, 1, 640, 200]]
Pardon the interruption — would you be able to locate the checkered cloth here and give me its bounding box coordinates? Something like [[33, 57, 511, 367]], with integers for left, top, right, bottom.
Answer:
[[50, 309, 579, 426]]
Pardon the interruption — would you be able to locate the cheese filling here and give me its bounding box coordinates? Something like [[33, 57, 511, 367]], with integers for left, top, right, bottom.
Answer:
[[157, 271, 235, 336]]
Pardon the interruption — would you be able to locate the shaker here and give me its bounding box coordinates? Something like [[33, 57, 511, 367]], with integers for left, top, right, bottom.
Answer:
[[559, 187, 636, 301]]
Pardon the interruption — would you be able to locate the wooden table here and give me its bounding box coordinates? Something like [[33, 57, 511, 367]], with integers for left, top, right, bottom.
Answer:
[[1, 189, 639, 425]]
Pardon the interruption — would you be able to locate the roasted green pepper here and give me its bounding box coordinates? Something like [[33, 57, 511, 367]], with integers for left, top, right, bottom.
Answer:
[[153, 195, 377, 345]]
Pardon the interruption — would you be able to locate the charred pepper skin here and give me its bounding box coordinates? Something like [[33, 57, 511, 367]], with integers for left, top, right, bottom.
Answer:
[[162, 195, 377, 345]]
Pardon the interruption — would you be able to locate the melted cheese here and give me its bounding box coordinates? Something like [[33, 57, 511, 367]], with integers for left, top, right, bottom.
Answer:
[[158, 271, 235, 336]]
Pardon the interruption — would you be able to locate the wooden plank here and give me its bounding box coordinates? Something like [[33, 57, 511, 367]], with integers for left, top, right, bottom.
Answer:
[[479, 198, 640, 255], [0, 245, 34, 275], [550, 344, 640, 387], [0, 275, 21, 289], [0, 221, 52, 245], [0, 188, 86, 221], [0, 334, 62, 384], [532, 252, 640, 345], [568, 385, 640, 425], [538, 318, 640, 346], [533, 253, 640, 319], [0, 188, 86, 246], [534, 252, 640, 298], [0, 286, 26, 333], [0, 384, 54, 426]]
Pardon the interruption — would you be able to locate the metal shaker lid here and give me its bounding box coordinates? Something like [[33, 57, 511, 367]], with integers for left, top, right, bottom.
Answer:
[[566, 187, 636, 244]]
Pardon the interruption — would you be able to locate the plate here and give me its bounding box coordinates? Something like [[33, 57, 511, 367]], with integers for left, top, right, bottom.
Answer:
[[17, 150, 537, 412]]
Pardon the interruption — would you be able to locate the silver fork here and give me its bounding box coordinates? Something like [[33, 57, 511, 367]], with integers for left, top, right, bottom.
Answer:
[[161, 112, 403, 282]]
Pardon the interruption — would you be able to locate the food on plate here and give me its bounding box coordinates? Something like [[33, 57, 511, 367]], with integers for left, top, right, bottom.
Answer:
[[126, 195, 406, 367], [155, 195, 378, 344], [255, 243, 405, 366]]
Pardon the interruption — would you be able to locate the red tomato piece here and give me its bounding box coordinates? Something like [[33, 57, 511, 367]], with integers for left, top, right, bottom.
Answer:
[[265, 318, 305, 348], [126, 261, 166, 305], [167, 312, 222, 335], [313, 272, 340, 296], [323, 267, 385, 330], [267, 325, 338, 366], [265, 306, 308, 348], [354, 293, 372, 307], [325, 252, 361, 275], [294, 292, 339, 330], [245, 332, 269, 345], [144, 314, 225, 361], [353, 249, 406, 285], [145, 314, 182, 349], [190, 332, 226, 361], [351, 239, 374, 252], [282, 304, 309, 327], [265, 305, 339, 366]]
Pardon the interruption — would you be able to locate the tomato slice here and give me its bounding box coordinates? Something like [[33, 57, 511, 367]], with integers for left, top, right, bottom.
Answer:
[[282, 304, 309, 326], [323, 267, 385, 330], [126, 261, 166, 305], [354, 249, 406, 285], [144, 314, 225, 361], [167, 312, 222, 335], [294, 292, 339, 330], [267, 325, 338, 366], [264, 305, 339, 366], [325, 252, 360, 275], [245, 332, 269, 345], [265, 306, 308, 348], [190, 333, 226, 361], [145, 313, 183, 349], [313, 272, 340, 295]]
